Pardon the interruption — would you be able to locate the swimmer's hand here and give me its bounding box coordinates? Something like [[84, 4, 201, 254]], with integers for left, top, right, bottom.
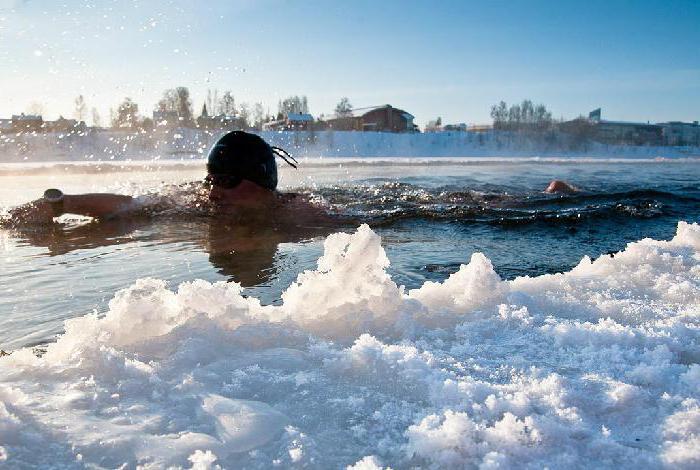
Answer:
[[7, 193, 136, 225]]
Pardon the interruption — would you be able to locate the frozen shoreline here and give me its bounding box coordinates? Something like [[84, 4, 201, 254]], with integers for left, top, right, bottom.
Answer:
[[1, 129, 699, 163], [2, 155, 700, 177], [1, 222, 698, 468]]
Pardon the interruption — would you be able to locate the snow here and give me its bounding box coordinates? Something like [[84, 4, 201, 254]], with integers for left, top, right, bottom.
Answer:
[[347, 455, 390, 469], [286, 113, 314, 122], [1, 129, 699, 163], [0, 222, 699, 468]]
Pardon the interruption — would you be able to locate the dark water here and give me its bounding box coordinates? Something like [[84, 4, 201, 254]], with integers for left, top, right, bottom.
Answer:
[[1, 160, 699, 350], [325, 181, 699, 281]]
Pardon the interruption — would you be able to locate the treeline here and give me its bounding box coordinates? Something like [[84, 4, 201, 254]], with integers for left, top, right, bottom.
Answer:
[[490, 100, 553, 131], [103, 88, 312, 130], [15, 91, 359, 133]]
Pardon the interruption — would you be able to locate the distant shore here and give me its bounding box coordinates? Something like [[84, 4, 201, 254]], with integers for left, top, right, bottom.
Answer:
[[1, 129, 699, 164], [2, 156, 699, 178]]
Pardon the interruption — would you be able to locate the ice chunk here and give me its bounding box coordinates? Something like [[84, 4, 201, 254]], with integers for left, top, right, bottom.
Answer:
[[201, 395, 289, 453], [281, 224, 405, 338], [408, 252, 506, 317]]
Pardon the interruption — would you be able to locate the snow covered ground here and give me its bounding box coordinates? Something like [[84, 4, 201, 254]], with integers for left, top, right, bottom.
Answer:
[[1, 222, 699, 468], [1, 129, 699, 163]]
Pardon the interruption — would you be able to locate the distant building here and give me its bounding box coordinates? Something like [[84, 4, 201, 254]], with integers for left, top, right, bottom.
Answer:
[[152, 110, 181, 128], [594, 120, 663, 145], [263, 112, 314, 131], [0, 119, 12, 133], [565, 109, 663, 146], [44, 116, 85, 133], [443, 123, 468, 132], [424, 119, 442, 132], [361, 105, 416, 132], [286, 113, 314, 130], [323, 105, 417, 133], [659, 121, 700, 146], [196, 104, 238, 130], [202, 115, 238, 130], [425, 123, 469, 132], [467, 124, 493, 132], [589, 108, 602, 121], [11, 114, 43, 132], [322, 115, 363, 131]]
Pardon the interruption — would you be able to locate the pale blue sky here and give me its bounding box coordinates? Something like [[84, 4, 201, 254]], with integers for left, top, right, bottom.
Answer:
[[1, 0, 698, 126]]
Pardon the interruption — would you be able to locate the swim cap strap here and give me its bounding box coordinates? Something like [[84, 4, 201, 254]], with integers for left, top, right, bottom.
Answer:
[[272, 146, 299, 169]]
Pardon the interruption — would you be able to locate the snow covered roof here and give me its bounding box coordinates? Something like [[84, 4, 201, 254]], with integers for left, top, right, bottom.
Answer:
[[286, 113, 313, 122], [659, 121, 699, 127], [50, 117, 77, 124], [12, 114, 42, 121], [359, 105, 414, 120], [598, 119, 659, 128]]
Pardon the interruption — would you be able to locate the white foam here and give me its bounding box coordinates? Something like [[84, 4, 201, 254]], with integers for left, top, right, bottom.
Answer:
[[0, 222, 698, 468]]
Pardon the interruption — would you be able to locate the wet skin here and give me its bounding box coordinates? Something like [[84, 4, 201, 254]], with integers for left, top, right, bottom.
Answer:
[[5, 178, 335, 225], [3, 179, 341, 286], [544, 179, 577, 194]]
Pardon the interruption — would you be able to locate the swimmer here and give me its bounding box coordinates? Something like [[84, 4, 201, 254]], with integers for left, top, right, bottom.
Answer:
[[7, 131, 329, 226], [544, 179, 577, 194]]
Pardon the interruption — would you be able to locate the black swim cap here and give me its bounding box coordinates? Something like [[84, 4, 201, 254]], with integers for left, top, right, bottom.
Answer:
[[207, 131, 278, 190]]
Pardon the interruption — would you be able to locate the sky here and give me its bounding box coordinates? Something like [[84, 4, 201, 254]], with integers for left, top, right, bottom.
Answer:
[[1, 0, 699, 127]]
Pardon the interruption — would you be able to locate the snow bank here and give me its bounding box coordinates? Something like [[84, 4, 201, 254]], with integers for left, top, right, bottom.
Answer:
[[0, 223, 699, 468], [2, 129, 699, 162]]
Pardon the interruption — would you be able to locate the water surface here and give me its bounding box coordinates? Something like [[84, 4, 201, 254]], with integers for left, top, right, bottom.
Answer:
[[1, 158, 699, 350]]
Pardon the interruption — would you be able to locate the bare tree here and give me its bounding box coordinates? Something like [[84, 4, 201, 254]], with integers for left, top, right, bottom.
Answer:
[[534, 104, 552, 130], [238, 103, 250, 129], [91, 107, 101, 127], [253, 102, 265, 130], [508, 104, 521, 128], [490, 101, 508, 129], [113, 98, 139, 128], [141, 117, 154, 131], [206, 89, 213, 116], [279, 95, 309, 115], [156, 87, 193, 125], [334, 97, 353, 117], [74, 95, 87, 122], [158, 89, 178, 112], [492, 100, 552, 131], [520, 100, 534, 126], [218, 91, 236, 116], [175, 87, 193, 124]]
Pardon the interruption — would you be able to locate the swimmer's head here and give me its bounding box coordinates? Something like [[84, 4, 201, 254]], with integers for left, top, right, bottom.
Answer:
[[206, 131, 297, 191], [544, 180, 577, 194]]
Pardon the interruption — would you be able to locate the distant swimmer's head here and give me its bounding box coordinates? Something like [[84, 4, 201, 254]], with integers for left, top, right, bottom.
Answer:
[[544, 180, 577, 194], [206, 131, 297, 192]]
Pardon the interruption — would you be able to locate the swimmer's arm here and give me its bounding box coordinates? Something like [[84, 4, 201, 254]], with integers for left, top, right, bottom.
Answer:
[[62, 193, 136, 219], [8, 193, 136, 224]]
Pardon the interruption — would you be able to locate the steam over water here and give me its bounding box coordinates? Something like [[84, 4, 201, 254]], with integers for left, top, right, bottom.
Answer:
[[1, 159, 699, 468]]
